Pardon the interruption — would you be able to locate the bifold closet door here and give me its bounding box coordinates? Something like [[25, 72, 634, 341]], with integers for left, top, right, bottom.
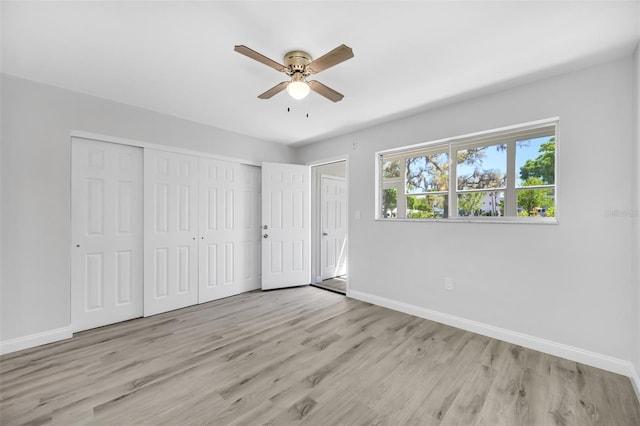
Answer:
[[198, 161, 262, 302], [144, 149, 199, 316], [198, 158, 243, 303], [71, 138, 143, 332]]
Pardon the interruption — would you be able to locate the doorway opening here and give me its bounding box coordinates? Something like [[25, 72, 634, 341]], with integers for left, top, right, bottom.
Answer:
[[312, 275, 347, 295], [310, 160, 348, 295]]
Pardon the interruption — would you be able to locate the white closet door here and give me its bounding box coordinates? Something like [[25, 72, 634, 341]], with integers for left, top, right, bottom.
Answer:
[[240, 164, 262, 292], [71, 138, 143, 332], [198, 158, 243, 303], [144, 149, 199, 316], [320, 175, 347, 280]]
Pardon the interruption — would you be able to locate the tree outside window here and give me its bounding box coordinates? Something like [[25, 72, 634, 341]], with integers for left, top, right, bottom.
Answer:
[[379, 121, 557, 222]]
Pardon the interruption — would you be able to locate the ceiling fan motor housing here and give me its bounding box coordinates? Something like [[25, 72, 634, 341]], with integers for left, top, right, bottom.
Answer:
[[284, 50, 312, 75]]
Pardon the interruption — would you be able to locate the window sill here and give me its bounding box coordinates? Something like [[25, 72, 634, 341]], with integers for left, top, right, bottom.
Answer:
[[376, 216, 559, 225]]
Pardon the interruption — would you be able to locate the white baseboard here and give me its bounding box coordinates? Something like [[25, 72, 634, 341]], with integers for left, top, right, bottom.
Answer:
[[630, 364, 640, 402], [348, 289, 638, 382], [0, 326, 72, 356]]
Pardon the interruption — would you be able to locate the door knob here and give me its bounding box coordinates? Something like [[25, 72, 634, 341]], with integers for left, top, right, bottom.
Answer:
[[263, 234, 269, 239], [322, 232, 328, 236]]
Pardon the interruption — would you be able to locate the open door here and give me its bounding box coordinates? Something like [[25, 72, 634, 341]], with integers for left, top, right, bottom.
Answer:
[[320, 175, 347, 280], [261, 162, 310, 290]]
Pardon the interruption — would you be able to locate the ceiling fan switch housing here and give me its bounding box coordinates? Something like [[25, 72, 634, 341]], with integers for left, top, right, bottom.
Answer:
[[284, 51, 312, 74]]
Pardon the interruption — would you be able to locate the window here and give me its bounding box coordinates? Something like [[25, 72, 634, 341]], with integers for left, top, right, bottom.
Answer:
[[377, 119, 557, 222]]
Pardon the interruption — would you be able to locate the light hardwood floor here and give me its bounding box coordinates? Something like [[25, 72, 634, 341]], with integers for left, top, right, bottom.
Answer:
[[312, 276, 347, 294], [1, 286, 639, 425]]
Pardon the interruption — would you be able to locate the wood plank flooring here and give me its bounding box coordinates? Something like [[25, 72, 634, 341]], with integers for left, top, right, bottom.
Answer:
[[311, 276, 347, 294], [1, 286, 639, 425]]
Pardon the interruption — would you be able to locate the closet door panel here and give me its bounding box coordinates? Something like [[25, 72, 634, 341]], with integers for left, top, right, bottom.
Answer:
[[144, 149, 199, 316], [71, 138, 143, 332], [198, 158, 243, 302]]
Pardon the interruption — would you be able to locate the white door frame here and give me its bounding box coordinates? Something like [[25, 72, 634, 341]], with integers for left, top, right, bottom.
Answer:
[[309, 156, 349, 290]]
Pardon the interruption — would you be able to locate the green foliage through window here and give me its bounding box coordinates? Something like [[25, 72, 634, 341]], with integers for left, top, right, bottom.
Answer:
[[379, 121, 557, 221], [406, 153, 449, 193], [519, 138, 555, 185], [407, 195, 447, 218], [383, 160, 401, 179], [382, 188, 397, 218]]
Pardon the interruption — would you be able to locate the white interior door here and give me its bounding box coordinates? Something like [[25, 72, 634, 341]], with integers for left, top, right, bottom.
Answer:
[[261, 162, 310, 290], [320, 175, 347, 280], [144, 149, 199, 316], [71, 138, 143, 332], [240, 164, 262, 292], [198, 157, 243, 303]]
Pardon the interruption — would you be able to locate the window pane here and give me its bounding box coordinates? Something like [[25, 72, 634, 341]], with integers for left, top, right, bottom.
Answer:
[[457, 144, 506, 190], [381, 188, 397, 218], [517, 188, 555, 217], [457, 191, 504, 217], [407, 194, 448, 219], [382, 160, 401, 179], [406, 152, 448, 194], [516, 135, 555, 187]]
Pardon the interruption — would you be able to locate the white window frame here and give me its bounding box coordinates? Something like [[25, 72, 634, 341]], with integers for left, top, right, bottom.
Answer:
[[376, 118, 559, 224]]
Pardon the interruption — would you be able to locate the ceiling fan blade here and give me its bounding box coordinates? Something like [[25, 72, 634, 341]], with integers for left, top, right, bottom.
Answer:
[[308, 80, 344, 102], [234, 45, 287, 73], [258, 81, 289, 99], [307, 44, 354, 74]]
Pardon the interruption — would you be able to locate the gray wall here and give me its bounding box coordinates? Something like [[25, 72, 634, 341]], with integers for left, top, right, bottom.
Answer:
[[634, 44, 640, 384], [0, 74, 295, 342], [296, 56, 638, 369], [314, 161, 346, 178]]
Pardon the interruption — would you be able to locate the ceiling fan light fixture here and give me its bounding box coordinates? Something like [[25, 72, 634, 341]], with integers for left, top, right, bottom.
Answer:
[[234, 44, 353, 102], [287, 79, 310, 100]]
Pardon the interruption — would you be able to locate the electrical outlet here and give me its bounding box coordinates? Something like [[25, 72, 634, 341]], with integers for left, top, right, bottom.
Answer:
[[444, 277, 454, 291]]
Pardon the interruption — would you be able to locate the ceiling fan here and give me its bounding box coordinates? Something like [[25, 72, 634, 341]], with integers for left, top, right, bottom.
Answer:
[[234, 44, 354, 102]]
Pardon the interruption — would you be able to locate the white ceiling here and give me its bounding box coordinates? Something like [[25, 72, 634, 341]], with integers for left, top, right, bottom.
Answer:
[[2, 1, 639, 146]]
